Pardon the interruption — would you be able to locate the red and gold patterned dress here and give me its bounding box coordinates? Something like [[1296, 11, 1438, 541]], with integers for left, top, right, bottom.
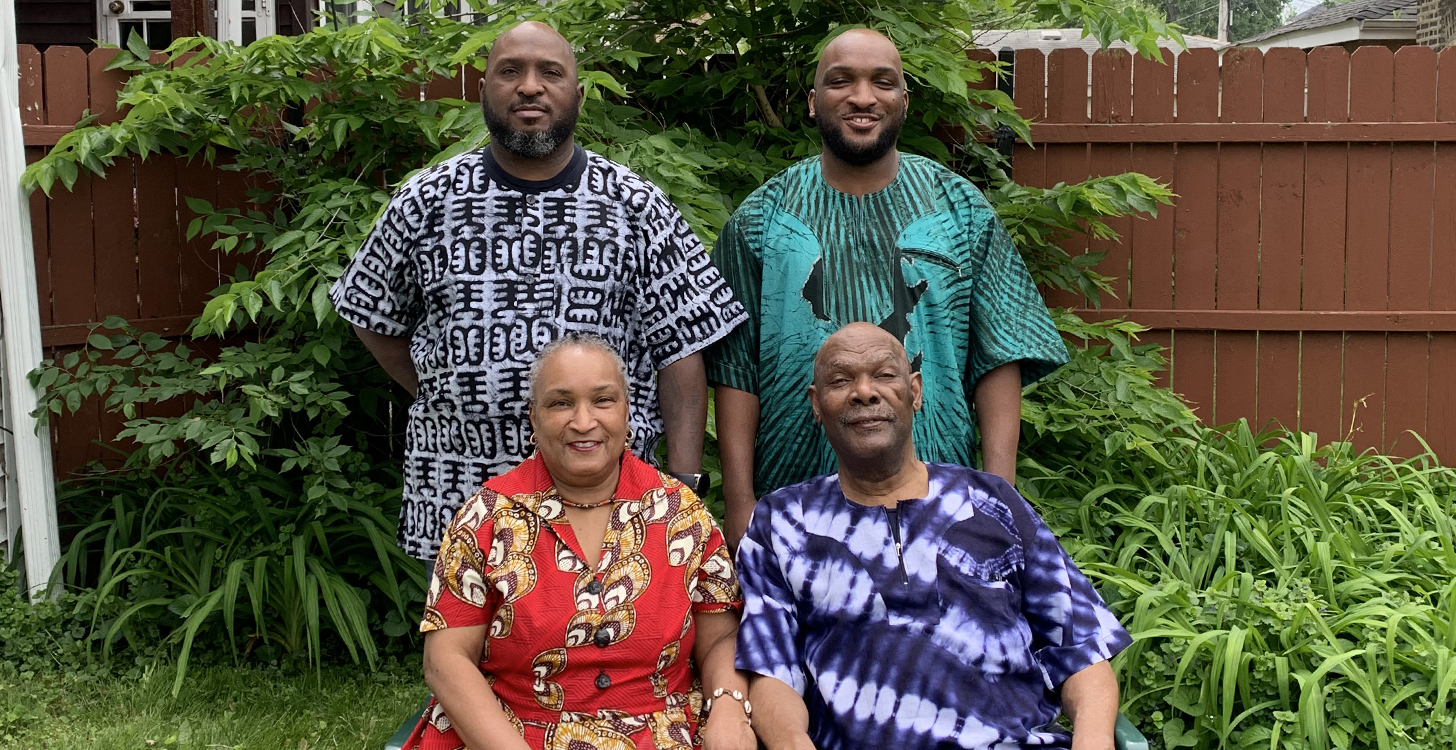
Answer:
[[404, 452, 742, 750]]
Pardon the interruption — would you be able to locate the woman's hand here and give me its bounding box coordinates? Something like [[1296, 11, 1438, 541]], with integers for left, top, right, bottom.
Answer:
[[701, 699, 757, 750]]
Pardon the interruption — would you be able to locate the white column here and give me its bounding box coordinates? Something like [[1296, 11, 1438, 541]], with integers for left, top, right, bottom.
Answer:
[[0, 0, 60, 599]]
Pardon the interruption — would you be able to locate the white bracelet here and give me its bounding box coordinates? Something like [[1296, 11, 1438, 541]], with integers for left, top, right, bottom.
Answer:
[[704, 687, 753, 726]]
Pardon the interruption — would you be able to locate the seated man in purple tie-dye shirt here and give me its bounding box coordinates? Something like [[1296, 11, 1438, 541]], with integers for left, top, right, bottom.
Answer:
[[734, 323, 1130, 750]]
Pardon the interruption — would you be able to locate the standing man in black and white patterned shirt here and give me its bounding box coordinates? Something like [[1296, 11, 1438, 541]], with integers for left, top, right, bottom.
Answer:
[[330, 21, 746, 559]]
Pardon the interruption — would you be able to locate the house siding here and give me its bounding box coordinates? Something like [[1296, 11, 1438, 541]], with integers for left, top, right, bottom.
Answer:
[[17, 0, 98, 49]]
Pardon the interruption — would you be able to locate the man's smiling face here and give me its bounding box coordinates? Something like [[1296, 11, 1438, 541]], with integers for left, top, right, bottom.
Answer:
[[809, 29, 909, 167]]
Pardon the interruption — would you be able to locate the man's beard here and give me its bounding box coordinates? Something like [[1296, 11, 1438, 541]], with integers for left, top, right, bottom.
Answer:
[[485, 95, 581, 159], [817, 107, 906, 166]]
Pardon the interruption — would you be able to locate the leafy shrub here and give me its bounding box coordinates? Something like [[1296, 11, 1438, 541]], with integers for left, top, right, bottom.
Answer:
[[49, 451, 427, 694], [0, 566, 95, 680], [1025, 405, 1456, 749]]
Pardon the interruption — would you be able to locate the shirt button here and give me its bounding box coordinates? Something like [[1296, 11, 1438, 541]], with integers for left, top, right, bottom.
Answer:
[[594, 629, 612, 648], [585, 580, 604, 595], [595, 672, 611, 689]]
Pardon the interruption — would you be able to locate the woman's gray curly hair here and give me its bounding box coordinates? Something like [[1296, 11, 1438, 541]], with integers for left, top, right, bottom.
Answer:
[[526, 333, 631, 404]]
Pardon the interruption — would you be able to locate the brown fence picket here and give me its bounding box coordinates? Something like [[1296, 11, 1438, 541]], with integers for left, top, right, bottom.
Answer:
[[1042, 49, 1090, 310], [1010, 50, 1046, 194], [137, 156, 183, 320], [178, 158, 224, 314], [1089, 50, 1132, 306], [1343, 47, 1397, 451], [1167, 49, 1219, 419], [1213, 48, 1262, 426], [1298, 47, 1351, 446], [1385, 46, 1438, 455], [1128, 53, 1174, 387], [1256, 48, 1305, 435]]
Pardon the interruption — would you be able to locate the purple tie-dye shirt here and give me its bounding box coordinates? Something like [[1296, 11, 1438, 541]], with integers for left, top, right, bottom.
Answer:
[[735, 463, 1131, 750]]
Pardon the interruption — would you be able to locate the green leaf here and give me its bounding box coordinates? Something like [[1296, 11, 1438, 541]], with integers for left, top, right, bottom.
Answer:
[[311, 284, 332, 326], [126, 29, 151, 61]]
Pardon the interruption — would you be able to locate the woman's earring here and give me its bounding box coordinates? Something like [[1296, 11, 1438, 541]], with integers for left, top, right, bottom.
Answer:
[[625, 427, 635, 442], [528, 432, 538, 446]]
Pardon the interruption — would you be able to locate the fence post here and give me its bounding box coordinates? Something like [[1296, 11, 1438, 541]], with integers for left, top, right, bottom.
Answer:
[[0, 0, 59, 598]]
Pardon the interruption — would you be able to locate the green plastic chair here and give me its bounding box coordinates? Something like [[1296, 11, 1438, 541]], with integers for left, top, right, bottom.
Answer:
[[383, 699, 1146, 750], [1115, 713, 1149, 750]]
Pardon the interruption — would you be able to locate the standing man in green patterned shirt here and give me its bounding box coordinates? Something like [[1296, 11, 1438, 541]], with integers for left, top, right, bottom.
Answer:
[[706, 28, 1069, 547]]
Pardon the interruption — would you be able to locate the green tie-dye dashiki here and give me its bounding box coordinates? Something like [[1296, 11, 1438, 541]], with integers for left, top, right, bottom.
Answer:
[[705, 154, 1069, 497]]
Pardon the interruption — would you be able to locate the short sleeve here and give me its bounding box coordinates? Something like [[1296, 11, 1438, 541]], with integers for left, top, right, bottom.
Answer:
[[635, 188, 748, 369], [733, 499, 807, 694], [691, 516, 744, 613], [961, 190, 1069, 387], [1010, 494, 1132, 689], [329, 170, 439, 337], [704, 209, 762, 395], [420, 489, 500, 632]]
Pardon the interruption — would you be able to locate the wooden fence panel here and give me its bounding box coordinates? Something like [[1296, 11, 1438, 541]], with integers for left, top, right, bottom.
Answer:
[[1007, 44, 1456, 461]]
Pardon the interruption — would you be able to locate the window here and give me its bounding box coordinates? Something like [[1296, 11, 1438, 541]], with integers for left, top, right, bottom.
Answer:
[[99, 0, 276, 47], [100, 0, 174, 48], [219, 0, 277, 44]]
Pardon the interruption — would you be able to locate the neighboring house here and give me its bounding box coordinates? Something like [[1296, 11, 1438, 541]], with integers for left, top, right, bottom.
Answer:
[[15, 0, 452, 51], [974, 27, 1228, 55], [1239, 0, 1419, 51], [1417, 0, 1456, 46]]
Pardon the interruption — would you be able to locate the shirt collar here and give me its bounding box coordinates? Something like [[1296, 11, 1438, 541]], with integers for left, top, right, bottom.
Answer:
[[492, 451, 671, 523]]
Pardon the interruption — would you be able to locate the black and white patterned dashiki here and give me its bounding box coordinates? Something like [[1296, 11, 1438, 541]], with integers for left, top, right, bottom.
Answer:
[[330, 145, 746, 559], [735, 463, 1131, 749]]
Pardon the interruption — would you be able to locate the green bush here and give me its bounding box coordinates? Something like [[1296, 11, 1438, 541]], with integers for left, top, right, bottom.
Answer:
[[1024, 406, 1456, 749], [49, 448, 427, 696], [0, 567, 94, 680]]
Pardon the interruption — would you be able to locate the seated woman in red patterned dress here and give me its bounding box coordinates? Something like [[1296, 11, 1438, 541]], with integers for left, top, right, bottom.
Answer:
[[404, 333, 757, 750]]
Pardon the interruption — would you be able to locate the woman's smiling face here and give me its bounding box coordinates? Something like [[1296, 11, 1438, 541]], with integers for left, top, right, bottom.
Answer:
[[528, 344, 631, 488]]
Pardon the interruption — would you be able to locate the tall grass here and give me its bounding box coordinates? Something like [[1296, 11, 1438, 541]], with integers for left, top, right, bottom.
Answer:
[[54, 458, 428, 696], [1025, 421, 1456, 750]]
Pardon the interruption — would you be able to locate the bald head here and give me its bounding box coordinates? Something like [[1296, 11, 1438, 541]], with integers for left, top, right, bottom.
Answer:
[[813, 322, 911, 385], [488, 21, 577, 78], [815, 28, 903, 88], [809, 322, 922, 475]]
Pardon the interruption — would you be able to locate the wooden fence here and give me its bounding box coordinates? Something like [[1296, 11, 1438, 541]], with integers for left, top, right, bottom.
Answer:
[[20, 45, 249, 475], [1000, 45, 1456, 463], [18, 43, 1456, 475]]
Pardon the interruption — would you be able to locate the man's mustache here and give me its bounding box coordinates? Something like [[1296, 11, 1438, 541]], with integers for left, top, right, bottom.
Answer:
[[839, 407, 895, 425]]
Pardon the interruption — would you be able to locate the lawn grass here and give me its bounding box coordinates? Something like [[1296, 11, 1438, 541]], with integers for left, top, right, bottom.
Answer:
[[0, 663, 428, 750]]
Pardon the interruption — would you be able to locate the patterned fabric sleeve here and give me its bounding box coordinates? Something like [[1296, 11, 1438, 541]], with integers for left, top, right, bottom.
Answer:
[[733, 498, 807, 694], [635, 187, 748, 370], [420, 488, 499, 632], [690, 518, 743, 613], [1008, 492, 1133, 689], [958, 186, 1069, 388], [703, 208, 762, 394], [329, 169, 438, 337]]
